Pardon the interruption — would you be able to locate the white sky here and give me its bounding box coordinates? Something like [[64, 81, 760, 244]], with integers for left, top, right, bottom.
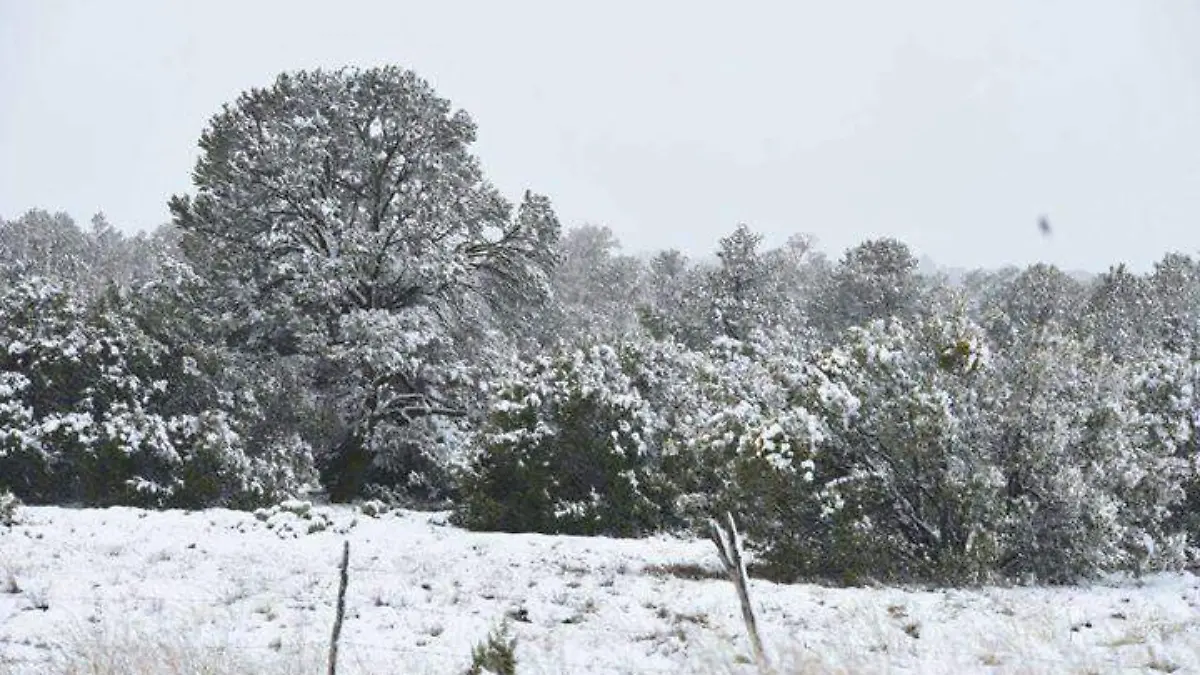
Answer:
[[2, 0, 1199, 271]]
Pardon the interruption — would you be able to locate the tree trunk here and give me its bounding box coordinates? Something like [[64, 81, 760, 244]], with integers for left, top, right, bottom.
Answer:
[[321, 432, 373, 503]]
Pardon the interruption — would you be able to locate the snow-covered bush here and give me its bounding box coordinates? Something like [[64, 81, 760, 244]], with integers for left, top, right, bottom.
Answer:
[[696, 318, 1007, 584], [358, 499, 391, 517], [662, 305, 1197, 585], [0, 279, 174, 504], [704, 314, 1196, 584], [973, 331, 1193, 582], [250, 499, 352, 538], [464, 622, 518, 675], [455, 343, 678, 536], [0, 277, 313, 509], [1076, 350, 1196, 573], [662, 332, 798, 527]]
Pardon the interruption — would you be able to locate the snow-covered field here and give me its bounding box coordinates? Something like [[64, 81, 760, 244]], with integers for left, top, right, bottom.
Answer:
[[2, 505, 1199, 675]]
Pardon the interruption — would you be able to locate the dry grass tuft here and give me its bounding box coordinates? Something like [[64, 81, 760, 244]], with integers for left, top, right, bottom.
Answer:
[[643, 562, 726, 581], [0, 626, 320, 675]]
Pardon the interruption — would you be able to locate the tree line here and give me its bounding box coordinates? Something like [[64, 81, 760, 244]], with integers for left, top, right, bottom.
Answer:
[[3, 66, 1200, 585]]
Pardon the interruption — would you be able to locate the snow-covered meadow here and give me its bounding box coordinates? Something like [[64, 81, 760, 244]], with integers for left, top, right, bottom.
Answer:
[[2, 504, 1198, 674]]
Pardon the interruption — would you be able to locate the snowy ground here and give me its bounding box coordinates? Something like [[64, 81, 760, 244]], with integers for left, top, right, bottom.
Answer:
[[2, 505, 1199, 674]]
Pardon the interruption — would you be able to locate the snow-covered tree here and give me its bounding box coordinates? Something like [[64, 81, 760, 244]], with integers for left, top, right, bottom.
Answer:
[[976, 263, 1087, 347], [815, 238, 922, 336], [1083, 264, 1156, 361], [1148, 253, 1200, 353], [542, 224, 644, 344], [0, 210, 90, 284], [636, 250, 713, 348], [169, 66, 561, 500], [0, 210, 173, 297], [638, 226, 811, 348], [760, 232, 826, 334], [709, 224, 774, 340]]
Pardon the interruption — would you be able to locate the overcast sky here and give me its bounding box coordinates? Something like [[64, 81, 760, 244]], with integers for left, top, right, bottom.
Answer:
[[2, 1, 1199, 271]]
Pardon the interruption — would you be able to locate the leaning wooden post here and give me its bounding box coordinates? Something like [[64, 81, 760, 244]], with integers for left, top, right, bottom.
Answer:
[[328, 540, 350, 675], [710, 512, 772, 675]]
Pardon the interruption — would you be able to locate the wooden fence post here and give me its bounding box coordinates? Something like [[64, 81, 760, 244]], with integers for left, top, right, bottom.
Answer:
[[710, 512, 773, 675], [328, 540, 350, 675]]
